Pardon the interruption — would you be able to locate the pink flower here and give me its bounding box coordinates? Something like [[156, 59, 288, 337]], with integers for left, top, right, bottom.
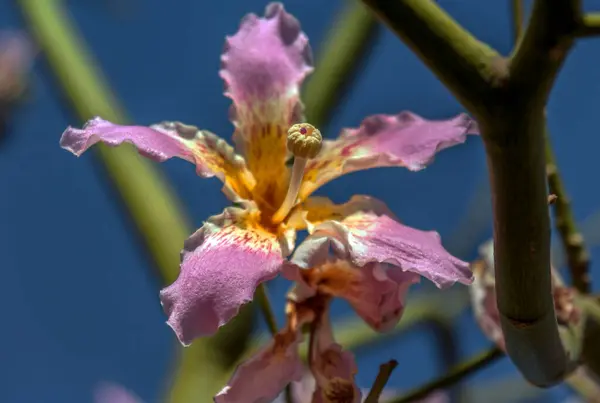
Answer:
[[60, 2, 478, 346]]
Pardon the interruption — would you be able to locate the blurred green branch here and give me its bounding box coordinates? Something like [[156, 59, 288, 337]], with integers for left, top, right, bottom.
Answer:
[[18, 1, 254, 401], [545, 128, 591, 293], [302, 0, 380, 128]]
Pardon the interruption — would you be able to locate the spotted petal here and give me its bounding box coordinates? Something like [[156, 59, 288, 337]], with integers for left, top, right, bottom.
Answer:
[[299, 112, 478, 199], [60, 118, 255, 199], [298, 211, 472, 288], [215, 330, 304, 403], [159, 206, 284, 345], [221, 3, 313, 210]]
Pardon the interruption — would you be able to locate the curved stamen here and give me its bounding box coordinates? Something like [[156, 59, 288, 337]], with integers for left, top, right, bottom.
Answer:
[[272, 123, 322, 224]]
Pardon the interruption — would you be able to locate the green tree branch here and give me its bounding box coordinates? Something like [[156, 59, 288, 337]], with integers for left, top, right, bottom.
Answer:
[[359, 0, 594, 387]]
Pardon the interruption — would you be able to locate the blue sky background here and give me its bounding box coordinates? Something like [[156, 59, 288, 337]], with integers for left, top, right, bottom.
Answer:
[[1, 0, 600, 402]]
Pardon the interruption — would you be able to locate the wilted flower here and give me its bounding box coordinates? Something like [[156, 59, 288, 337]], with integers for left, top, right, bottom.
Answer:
[[60, 2, 477, 346], [216, 292, 361, 403]]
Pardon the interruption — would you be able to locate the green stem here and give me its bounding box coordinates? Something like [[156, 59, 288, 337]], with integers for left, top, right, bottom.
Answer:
[[18, 1, 253, 401], [256, 283, 279, 336], [387, 347, 504, 403], [302, 0, 380, 128], [364, 360, 398, 403], [508, 0, 581, 109], [545, 129, 591, 293], [511, 0, 525, 42], [362, 0, 588, 387], [577, 13, 600, 37], [359, 0, 503, 117]]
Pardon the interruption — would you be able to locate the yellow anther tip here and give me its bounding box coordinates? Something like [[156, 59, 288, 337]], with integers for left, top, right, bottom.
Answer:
[[287, 123, 322, 159]]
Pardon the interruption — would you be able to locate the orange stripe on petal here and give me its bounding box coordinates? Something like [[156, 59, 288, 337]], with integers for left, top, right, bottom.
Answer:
[[60, 118, 255, 200], [220, 3, 313, 210], [299, 112, 478, 200], [159, 206, 284, 345]]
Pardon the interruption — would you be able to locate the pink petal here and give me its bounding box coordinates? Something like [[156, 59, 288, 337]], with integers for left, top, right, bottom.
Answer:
[[215, 330, 305, 403], [60, 118, 255, 197], [221, 3, 313, 197], [285, 260, 419, 332], [94, 383, 143, 403], [297, 211, 473, 289], [300, 112, 478, 199], [311, 317, 361, 403], [159, 207, 284, 345], [348, 263, 420, 332], [0, 31, 34, 101]]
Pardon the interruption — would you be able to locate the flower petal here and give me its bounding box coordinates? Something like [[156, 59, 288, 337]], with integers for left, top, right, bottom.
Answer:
[[288, 195, 396, 232], [215, 330, 305, 403], [94, 383, 143, 403], [299, 112, 478, 199], [159, 206, 284, 345], [0, 32, 34, 102], [60, 118, 255, 199], [286, 258, 419, 332], [298, 211, 472, 288], [311, 316, 361, 403], [221, 3, 313, 210]]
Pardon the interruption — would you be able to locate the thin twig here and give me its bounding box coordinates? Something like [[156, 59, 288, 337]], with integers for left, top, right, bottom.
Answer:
[[302, 0, 380, 128], [511, 0, 525, 42], [364, 360, 398, 403], [577, 13, 600, 37], [545, 129, 591, 293], [387, 347, 504, 403]]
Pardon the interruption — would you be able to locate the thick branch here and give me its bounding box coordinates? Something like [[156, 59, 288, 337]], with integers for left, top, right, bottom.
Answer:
[[577, 13, 600, 37], [509, 0, 581, 108], [360, 0, 503, 117], [545, 130, 591, 293]]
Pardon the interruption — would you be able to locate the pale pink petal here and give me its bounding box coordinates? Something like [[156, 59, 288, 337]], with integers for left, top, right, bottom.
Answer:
[[348, 263, 420, 332], [311, 316, 361, 403], [60, 118, 255, 198], [285, 260, 420, 332], [215, 330, 304, 403], [300, 112, 479, 199], [221, 2, 313, 200], [160, 207, 284, 345], [94, 382, 143, 403], [0, 31, 34, 101], [297, 211, 473, 289]]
